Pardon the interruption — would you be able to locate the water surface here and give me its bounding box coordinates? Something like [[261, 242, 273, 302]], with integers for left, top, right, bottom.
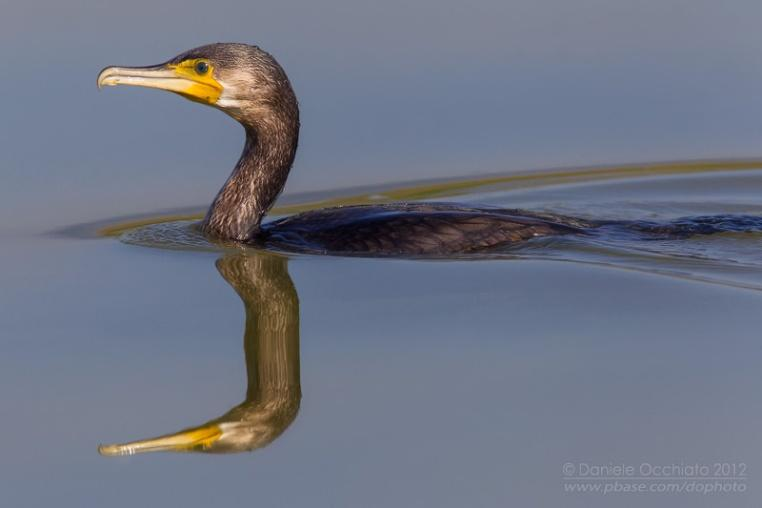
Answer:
[[2, 162, 762, 507]]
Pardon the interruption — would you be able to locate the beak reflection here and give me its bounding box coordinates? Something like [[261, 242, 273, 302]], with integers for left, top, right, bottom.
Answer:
[[99, 253, 301, 455]]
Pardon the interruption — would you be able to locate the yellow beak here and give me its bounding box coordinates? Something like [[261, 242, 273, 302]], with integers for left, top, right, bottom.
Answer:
[[97, 62, 223, 105], [98, 423, 222, 456]]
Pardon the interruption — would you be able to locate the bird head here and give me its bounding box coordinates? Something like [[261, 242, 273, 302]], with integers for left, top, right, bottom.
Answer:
[[97, 43, 297, 125]]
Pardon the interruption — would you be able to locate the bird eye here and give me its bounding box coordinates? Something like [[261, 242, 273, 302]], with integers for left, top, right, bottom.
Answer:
[[195, 61, 210, 75]]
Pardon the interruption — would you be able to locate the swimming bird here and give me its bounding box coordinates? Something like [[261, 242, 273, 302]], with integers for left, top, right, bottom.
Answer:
[[97, 43, 762, 256]]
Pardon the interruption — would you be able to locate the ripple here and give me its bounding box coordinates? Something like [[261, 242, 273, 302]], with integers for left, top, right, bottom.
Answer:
[[76, 159, 762, 291], [119, 220, 229, 252]]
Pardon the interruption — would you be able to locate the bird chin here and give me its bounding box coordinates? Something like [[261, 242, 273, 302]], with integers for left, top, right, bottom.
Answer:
[[214, 96, 250, 122]]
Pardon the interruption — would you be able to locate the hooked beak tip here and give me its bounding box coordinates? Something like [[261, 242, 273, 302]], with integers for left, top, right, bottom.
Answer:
[[98, 443, 131, 456], [96, 67, 119, 90]]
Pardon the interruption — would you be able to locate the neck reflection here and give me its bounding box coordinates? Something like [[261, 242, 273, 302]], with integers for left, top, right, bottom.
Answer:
[[99, 252, 301, 455]]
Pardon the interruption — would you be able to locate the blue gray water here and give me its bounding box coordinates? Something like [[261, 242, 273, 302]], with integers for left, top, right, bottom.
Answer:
[[3, 1, 762, 506]]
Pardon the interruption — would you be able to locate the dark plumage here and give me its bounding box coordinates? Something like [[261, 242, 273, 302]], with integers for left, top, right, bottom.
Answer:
[[259, 203, 590, 256], [98, 43, 762, 256]]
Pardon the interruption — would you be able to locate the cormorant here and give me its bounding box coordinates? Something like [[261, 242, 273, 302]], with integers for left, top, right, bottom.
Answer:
[[97, 43, 762, 256]]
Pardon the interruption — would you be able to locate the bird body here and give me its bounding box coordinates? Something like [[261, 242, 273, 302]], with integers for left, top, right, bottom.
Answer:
[[97, 43, 593, 256], [257, 203, 589, 255], [98, 43, 762, 256]]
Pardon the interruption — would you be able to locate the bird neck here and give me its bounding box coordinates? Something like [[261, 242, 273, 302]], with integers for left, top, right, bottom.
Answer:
[[202, 118, 298, 241]]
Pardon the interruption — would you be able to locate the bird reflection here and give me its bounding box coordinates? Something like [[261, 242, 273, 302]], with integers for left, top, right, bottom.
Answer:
[[99, 252, 301, 455]]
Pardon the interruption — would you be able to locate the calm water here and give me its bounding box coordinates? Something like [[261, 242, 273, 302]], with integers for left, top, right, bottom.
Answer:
[[2, 163, 762, 507], [4, 0, 762, 505]]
